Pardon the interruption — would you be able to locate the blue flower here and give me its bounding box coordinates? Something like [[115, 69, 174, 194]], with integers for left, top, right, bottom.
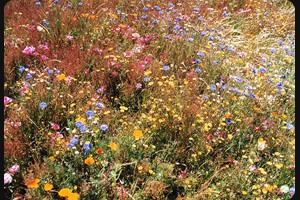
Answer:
[[280, 75, 286, 79], [289, 187, 295, 196], [163, 65, 170, 71], [197, 51, 205, 56], [260, 68, 267, 74], [86, 110, 95, 118], [213, 61, 219, 65], [53, 0, 58, 4], [19, 65, 25, 73], [225, 119, 231, 124], [270, 48, 276, 53], [80, 125, 87, 133], [193, 8, 200, 12], [276, 82, 283, 89], [289, 51, 295, 57], [83, 142, 92, 151], [67, 3, 72, 8], [47, 69, 54, 74], [158, 11, 164, 15], [252, 68, 257, 74], [208, 36, 214, 41], [141, 15, 148, 19], [143, 7, 149, 12], [219, 44, 226, 50], [173, 9, 177, 14], [248, 94, 255, 98], [39, 102, 47, 109], [26, 74, 33, 79], [96, 102, 104, 109], [70, 136, 79, 145], [100, 124, 109, 131], [222, 11, 229, 17], [78, 2, 83, 6], [35, 1, 41, 6], [195, 59, 201, 63], [198, 17, 203, 21], [210, 84, 217, 91], [284, 47, 289, 52], [200, 31, 206, 36], [154, 5, 161, 11], [187, 38, 194, 42], [268, 77, 273, 83], [43, 20, 49, 27], [221, 85, 227, 90], [279, 41, 284, 45], [195, 68, 202, 73], [228, 46, 236, 52], [168, 2, 174, 7], [75, 121, 84, 128], [144, 77, 150, 82], [287, 123, 294, 130], [152, 19, 158, 24]]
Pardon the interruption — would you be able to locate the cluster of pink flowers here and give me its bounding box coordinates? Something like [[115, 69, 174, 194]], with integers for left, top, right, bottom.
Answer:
[[4, 164, 20, 185]]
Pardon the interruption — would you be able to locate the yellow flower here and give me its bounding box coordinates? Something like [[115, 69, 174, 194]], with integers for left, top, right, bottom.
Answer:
[[227, 134, 233, 140], [84, 157, 95, 165], [133, 130, 143, 140], [57, 74, 66, 81], [109, 142, 118, 151], [44, 183, 53, 191], [67, 192, 80, 200], [26, 179, 40, 189], [58, 188, 72, 197]]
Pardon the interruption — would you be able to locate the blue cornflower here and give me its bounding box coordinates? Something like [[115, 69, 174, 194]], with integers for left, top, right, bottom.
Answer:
[[225, 119, 231, 124], [163, 65, 170, 71], [200, 31, 206, 36], [270, 48, 276, 53], [43, 20, 49, 27], [276, 82, 283, 89], [47, 69, 54, 74], [158, 11, 164, 15], [287, 123, 294, 130], [234, 76, 243, 83], [219, 44, 226, 50], [206, 26, 211, 31], [222, 11, 229, 17], [70, 136, 79, 145], [80, 125, 87, 133], [78, 2, 83, 6], [100, 124, 109, 131], [144, 77, 150, 82], [187, 38, 194, 42], [279, 41, 284, 45], [152, 19, 158, 24], [289, 51, 295, 56], [168, 2, 174, 7], [53, 0, 58, 4], [210, 84, 217, 91], [75, 121, 84, 128], [289, 187, 295, 196], [268, 77, 273, 82], [195, 59, 201, 63], [39, 102, 47, 109], [96, 102, 104, 108], [284, 47, 289, 52], [67, 3, 72, 8], [154, 5, 161, 11], [228, 46, 236, 52], [35, 1, 41, 6], [173, 9, 177, 14], [197, 51, 205, 56], [260, 68, 267, 74], [19, 65, 25, 73], [252, 68, 257, 74], [26, 74, 33, 79], [165, 35, 171, 39], [141, 15, 149, 19], [195, 68, 202, 73], [198, 17, 203, 21], [248, 94, 255, 98], [83, 142, 92, 151], [143, 7, 149, 12], [86, 110, 94, 118], [208, 36, 214, 41], [213, 61, 219, 65], [221, 85, 227, 90], [193, 8, 200, 12], [281, 75, 286, 79]]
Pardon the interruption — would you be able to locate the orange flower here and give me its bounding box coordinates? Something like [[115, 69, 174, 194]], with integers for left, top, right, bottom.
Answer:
[[272, 112, 278, 118], [109, 142, 118, 151], [133, 130, 143, 140], [84, 157, 95, 165], [58, 188, 72, 197], [49, 156, 55, 162], [67, 192, 80, 200], [57, 74, 66, 81], [225, 113, 231, 119], [95, 148, 103, 155], [26, 179, 40, 189], [44, 183, 53, 191]]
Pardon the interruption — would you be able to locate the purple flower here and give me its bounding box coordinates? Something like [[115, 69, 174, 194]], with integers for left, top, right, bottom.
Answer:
[[163, 65, 170, 71], [86, 110, 95, 118], [195, 68, 202, 73], [210, 84, 217, 91], [83, 142, 92, 151], [100, 124, 109, 131], [19, 65, 25, 73], [287, 123, 294, 130], [39, 102, 47, 109], [96, 102, 104, 108]]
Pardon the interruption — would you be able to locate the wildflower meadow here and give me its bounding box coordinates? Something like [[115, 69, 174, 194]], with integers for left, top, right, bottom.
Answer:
[[4, 0, 295, 199]]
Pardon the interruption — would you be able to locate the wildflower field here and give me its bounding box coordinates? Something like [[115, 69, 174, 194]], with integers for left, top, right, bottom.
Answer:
[[4, 0, 295, 199]]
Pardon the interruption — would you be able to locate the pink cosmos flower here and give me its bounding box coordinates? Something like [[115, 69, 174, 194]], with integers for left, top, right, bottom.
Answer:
[[41, 55, 48, 61], [22, 46, 36, 55], [4, 96, 12, 104], [51, 123, 60, 130], [67, 35, 73, 41], [9, 165, 20, 175], [4, 173, 12, 185], [136, 83, 142, 89]]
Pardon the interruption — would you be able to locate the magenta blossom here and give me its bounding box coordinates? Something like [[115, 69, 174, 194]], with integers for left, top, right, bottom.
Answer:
[[51, 123, 60, 130], [67, 35, 73, 41], [136, 83, 142, 89], [4, 96, 12, 105], [22, 46, 36, 55], [9, 165, 20, 175]]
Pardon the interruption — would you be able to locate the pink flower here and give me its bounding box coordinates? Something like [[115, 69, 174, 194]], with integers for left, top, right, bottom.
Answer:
[[4, 173, 12, 185], [51, 123, 60, 130], [4, 96, 12, 105], [111, 71, 118, 77], [41, 55, 48, 61], [9, 165, 20, 175], [22, 46, 36, 55], [123, 51, 133, 57], [67, 35, 73, 41], [249, 165, 257, 171], [66, 76, 72, 84], [136, 83, 142, 89], [138, 64, 146, 71]]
